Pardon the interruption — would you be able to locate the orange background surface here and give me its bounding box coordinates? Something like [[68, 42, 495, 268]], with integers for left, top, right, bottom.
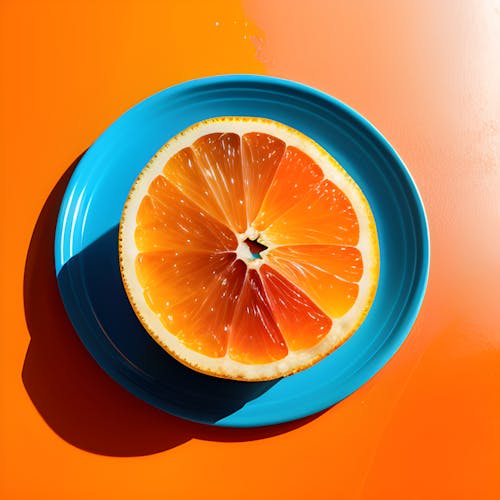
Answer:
[[1, 1, 499, 498]]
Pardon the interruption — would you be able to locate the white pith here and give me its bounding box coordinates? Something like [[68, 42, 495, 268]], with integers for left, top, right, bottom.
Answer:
[[119, 117, 379, 381]]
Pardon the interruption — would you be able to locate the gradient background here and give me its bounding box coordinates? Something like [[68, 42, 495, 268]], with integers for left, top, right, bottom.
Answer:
[[1, 1, 499, 498]]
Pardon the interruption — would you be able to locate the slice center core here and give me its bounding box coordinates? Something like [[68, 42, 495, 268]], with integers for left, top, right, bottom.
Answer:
[[236, 234, 268, 264], [244, 238, 268, 259]]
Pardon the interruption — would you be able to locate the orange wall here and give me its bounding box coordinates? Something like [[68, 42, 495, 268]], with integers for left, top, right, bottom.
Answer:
[[1, 1, 499, 499]]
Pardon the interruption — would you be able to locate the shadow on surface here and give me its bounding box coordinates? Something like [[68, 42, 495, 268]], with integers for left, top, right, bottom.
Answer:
[[57, 226, 279, 422], [22, 155, 323, 457]]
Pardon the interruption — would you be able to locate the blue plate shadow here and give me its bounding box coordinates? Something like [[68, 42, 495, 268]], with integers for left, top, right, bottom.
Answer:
[[57, 225, 279, 423]]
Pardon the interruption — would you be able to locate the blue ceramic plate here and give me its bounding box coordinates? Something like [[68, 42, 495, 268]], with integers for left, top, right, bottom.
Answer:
[[55, 75, 429, 427]]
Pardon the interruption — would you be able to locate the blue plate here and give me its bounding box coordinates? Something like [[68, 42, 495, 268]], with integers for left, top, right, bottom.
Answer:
[[55, 75, 429, 427]]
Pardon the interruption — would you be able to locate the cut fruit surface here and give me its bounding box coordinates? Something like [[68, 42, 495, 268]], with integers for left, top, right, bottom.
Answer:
[[119, 117, 379, 381]]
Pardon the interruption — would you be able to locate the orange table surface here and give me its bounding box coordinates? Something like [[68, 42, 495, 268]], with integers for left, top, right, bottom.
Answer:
[[1, 1, 499, 499]]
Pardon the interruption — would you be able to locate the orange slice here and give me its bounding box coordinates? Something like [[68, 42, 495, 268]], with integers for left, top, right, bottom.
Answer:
[[119, 117, 379, 381]]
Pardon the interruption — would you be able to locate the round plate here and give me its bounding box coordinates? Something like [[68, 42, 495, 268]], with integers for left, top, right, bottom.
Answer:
[[55, 75, 429, 427]]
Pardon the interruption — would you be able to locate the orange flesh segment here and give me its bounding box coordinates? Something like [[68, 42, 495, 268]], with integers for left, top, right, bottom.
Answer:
[[166, 259, 246, 357], [136, 251, 235, 312], [191, 133, 247, 233], [241, 132, 286, 223], [262, 179, 359, 246], [136, 251, 246, 357], [260, 264, 332, 351], [252, 146, 324, 230], [134, 175, 237, 252], [163, 147, 228, 226], [228, 269, 288, 364], [265, 245, 362, 318]]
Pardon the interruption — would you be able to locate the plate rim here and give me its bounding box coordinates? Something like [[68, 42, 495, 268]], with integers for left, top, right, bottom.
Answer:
[[54, 74, 430, 428]]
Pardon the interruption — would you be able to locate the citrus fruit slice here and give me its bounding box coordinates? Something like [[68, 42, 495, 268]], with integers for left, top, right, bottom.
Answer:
[[119, 117, 379, 381]]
